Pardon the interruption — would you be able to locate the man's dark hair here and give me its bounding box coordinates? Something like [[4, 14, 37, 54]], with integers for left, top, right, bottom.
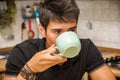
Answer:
[[39, 0, 80, 30]]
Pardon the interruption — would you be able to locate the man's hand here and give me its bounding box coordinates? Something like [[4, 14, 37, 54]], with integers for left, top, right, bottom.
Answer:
[[27, 44, 67, 73]]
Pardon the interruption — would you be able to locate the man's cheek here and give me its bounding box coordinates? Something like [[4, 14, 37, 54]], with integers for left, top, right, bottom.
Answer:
[[49, 35, 57, 44]]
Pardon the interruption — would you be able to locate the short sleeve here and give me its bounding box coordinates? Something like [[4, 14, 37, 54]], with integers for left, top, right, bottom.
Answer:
[[86, 39, 104, 73], [5, 39, 39, 76], [5, 46, 27, 76]]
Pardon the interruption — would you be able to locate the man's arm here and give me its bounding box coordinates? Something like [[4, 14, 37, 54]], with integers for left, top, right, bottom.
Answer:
[[3, 75, 25, 80], [4, 44, 67, 80], [90, 64, 116, 80], [4, 64, 33, 80]]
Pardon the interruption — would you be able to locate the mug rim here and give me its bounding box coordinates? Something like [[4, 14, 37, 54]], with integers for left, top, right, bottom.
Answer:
[[58, 45, 80, 58]]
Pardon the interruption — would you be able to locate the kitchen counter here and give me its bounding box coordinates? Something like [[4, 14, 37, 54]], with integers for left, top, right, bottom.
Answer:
[[102, 52, 120, 77]]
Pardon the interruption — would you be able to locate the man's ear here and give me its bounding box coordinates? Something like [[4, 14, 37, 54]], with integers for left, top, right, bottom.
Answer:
[[38, 24, 46, 38]]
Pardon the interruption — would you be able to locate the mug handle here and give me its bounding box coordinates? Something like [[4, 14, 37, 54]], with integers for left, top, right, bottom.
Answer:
[[51, 46, 64, 57], [51, 53, 64, 57], [51, 46, 58, 56]]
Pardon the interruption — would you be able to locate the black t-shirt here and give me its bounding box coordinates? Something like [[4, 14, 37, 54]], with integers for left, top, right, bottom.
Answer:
[[5, 38, 104, 80]]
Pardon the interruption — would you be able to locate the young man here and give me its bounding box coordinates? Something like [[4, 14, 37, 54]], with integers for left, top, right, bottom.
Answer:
[[4, 0, 116, 80]]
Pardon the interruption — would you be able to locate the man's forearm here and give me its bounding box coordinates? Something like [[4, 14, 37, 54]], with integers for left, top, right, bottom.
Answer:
[[18, 64, 37, 80]]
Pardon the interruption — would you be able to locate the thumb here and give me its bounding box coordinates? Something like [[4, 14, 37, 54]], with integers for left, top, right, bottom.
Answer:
[[47, 44, 56, 54]]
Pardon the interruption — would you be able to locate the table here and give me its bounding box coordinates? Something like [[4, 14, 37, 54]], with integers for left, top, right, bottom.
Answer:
[[0, 59, 7, 72]]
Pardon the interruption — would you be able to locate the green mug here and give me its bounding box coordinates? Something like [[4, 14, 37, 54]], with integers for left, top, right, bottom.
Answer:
[[56, 31, 81, 58]]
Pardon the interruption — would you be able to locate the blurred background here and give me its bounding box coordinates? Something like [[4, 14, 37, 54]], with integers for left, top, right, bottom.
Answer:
[[0, 0, 120, 49]]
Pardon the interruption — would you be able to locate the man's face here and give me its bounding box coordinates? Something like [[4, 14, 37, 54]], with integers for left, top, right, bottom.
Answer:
[[45, 20, 77, 48]]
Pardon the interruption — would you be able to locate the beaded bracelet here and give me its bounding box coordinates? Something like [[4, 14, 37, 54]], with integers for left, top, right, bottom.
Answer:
[[19, 63, 37, 80]]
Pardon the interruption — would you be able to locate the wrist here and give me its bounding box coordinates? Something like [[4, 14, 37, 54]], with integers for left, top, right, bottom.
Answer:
[[19, 63, 37, 80]]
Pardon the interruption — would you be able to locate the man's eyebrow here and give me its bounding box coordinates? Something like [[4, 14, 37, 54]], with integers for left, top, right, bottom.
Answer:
[[51, 29, 62, 32], [69, 26, 77, 29]]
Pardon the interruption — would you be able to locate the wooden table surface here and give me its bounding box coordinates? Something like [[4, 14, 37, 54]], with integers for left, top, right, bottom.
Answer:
[[0, 59, 7, 72]]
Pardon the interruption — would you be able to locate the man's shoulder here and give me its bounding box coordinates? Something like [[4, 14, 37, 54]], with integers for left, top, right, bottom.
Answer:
[[80, 38, 96, 52], [17, 38, 41, 47], [14, 38, 46, 52], [80, 38, 93, 45]]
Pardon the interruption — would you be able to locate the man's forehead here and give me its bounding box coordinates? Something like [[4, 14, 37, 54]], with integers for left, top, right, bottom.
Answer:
[[45, 20, 77, 30]]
